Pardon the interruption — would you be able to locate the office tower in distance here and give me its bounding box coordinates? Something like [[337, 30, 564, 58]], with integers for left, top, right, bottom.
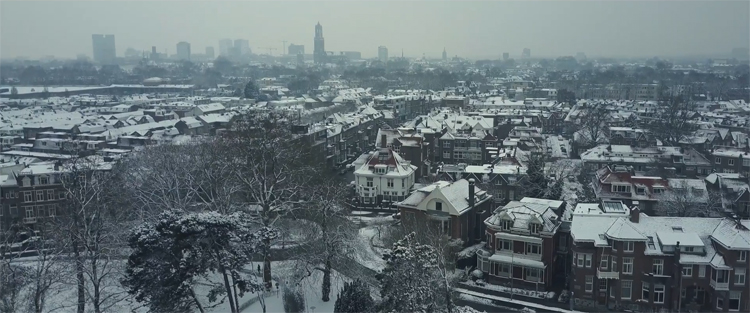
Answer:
[[288, 44, 305, 56], [206, 46, 215, 59], [91, 34, 116, 64], [503, 52, 509, 61], [522, 48, 531, 58], [442, 48, 447, 61], [378, 46, 388, 63], [234, 39, 250, 56], [219, 39, 233, 56], [176, 42, 191, 60]]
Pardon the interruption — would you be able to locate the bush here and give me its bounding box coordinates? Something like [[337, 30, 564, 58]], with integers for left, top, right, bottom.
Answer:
[[334, 279, 374, 313], [282, 286, 305, 313]]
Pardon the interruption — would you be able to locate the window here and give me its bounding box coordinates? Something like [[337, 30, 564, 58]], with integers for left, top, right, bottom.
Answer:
[[576, 253, 584, 267], [491, 263, 510, 277], [652, 259, 663, 275], [642, 284, 650, 302], [611, 257, 617, 273], [24, 191, 32, 202], [498, 239, 512, 251], [585, 276, 593, 293], [25, 207, 34, 219], [525, 268, 541, 282], [39, 176, 49, 185], [717, 297, 724, 310], [621, 280, 632, 300], [46, 190, 54, 201], [387, 179, 394, 188], [729, 291, 741, 311], [636, 187, 645, 195], [744, 159, 750, 167], [622, 257, 633, 274], [401, 179, 405, 188], [35, 191, 44, 202], [740, 251, 747, 262], [9, 205, 17, 216], [654, 285, 665, 303], [585, 254, 592, 268], [530, 223, 542, 235], [599, 279, 607, 292], [612, 184, 631, 193], [729, 159, 735, 166], [36, 205, 45, 217], [653, 187, 664, 194], [699, 265, 706, 277], [682, 265, 693, 277], [502, 219, 512, 230], [48, 206, 55, 217], [526, 243, 541, 256], [435, 202, 443, 211], [624, 241, 634, 252], [716, 157, 721, 164], [734, 268, 746, 286], [508, 189, 515, 200], [600, 255, 609, 269], [684, 246, 695, 252], [366, 177, 373, 187]]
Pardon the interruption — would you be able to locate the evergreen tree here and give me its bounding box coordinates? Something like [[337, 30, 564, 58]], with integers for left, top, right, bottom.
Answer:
[[521, 152, 548, 199], [243, 80, 259, 99], [282, 286, 305, 313], [377, 232, 442, 313], [122, 210, 277, 313], [334, 279, 374, 313]]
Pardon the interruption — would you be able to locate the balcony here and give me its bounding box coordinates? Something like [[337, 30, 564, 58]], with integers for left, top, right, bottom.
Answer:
[[23, 217, 37, 224], [597, 269, 620, 280], [710, 279, 729, 290]]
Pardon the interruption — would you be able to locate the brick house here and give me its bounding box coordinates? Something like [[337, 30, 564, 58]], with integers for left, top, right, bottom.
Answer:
[[438, 148, 528, 205], [570, 208, 750, 312], [581, 144, 712, 178], [397, 179, 492, 246], [476, 198, 567, 290], [711, 148, 750, 177], [704, 173, 750, 218]]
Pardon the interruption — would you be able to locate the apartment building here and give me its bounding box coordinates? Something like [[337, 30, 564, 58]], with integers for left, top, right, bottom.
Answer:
[[570, 208, 749, 312], [711, 148, 750, 177], [476, 198, 567, 289], [704, 173, 750, 218]]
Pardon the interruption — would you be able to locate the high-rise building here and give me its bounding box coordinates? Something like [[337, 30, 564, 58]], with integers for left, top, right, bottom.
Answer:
[[297, 53, 305, 66], [503, 52, 509, 61], [91, 34, 116, 64], [176, 42, 191, 61], [313, 22, 326, 64], [378, 46, 388, 63], [522, 48, 531, 58], [288, 44, 305, 56], [219, 39, 233, 56], [151, 46, 158, 60], [442, 48, 447, 61], [234, 39, 250, 56], [206, 47, 215, 59]]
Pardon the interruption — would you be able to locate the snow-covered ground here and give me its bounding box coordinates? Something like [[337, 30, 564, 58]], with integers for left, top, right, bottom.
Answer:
[[545, 135, 571, 159], [353, 226, 388, 271]]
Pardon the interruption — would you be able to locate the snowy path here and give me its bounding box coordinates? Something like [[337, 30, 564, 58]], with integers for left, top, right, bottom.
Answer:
[[455, 288, 584, 313]]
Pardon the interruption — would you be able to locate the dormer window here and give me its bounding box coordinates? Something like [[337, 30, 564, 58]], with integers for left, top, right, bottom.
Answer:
[[39, 176, 49, 185], [502, 219, 512, 230], [435, 202, 443, 211], [530, 223, 542, 235], [653, 187, 664, 194]]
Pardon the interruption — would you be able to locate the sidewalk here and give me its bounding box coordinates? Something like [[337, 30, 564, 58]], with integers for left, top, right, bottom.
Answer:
[[454, 288, 585, 313]]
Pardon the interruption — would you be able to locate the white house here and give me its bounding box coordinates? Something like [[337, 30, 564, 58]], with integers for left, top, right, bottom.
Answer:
[[354, 143, 417, 206]]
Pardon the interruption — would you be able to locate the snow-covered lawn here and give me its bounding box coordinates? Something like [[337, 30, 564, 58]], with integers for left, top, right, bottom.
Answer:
[[242, 263, 350, 313], [353, 226, 387, 271], [272, 218, 321, 249]]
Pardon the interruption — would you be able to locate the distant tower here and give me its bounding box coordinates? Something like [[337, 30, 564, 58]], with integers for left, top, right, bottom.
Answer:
[[176, 41, 191, 61], [91, 34, 116, 64], [522, 48, 531, 58], [503, 52, 509, 61], [313, 22, 326, 64], [378, 46, 388, 63], [442, 48, 447, 61]]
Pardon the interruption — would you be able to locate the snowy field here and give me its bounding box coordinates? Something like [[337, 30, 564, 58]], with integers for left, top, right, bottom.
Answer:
[[354, 226, 388, 271]]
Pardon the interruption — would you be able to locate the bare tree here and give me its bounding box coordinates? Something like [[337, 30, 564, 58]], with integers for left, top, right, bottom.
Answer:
[[23, 232, 67, 313], [295, 175, 358, 302], [574, 103, 610, 147], [659, 179, 723, 217], [57, 156, 122, 313], [221, 112, 319, 290], [0, 226, 34, 313], [643, 95, 696, 146]]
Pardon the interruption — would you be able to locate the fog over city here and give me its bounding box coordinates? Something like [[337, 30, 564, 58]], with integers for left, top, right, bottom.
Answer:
[[1, 0, 749, 59], [2, 1, 750, 313]]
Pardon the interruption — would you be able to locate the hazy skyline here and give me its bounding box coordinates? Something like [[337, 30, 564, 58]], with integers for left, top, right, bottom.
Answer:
[[1, 0, 748, 60]]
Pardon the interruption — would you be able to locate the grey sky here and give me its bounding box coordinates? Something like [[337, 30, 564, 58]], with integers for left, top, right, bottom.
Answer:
[[1, 0, 748, 60]]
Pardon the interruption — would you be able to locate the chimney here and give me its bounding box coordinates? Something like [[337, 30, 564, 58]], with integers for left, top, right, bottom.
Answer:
[[468, 178, 476, 211], [629, 204, 640, 223], [381, 134, 387, 149]]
